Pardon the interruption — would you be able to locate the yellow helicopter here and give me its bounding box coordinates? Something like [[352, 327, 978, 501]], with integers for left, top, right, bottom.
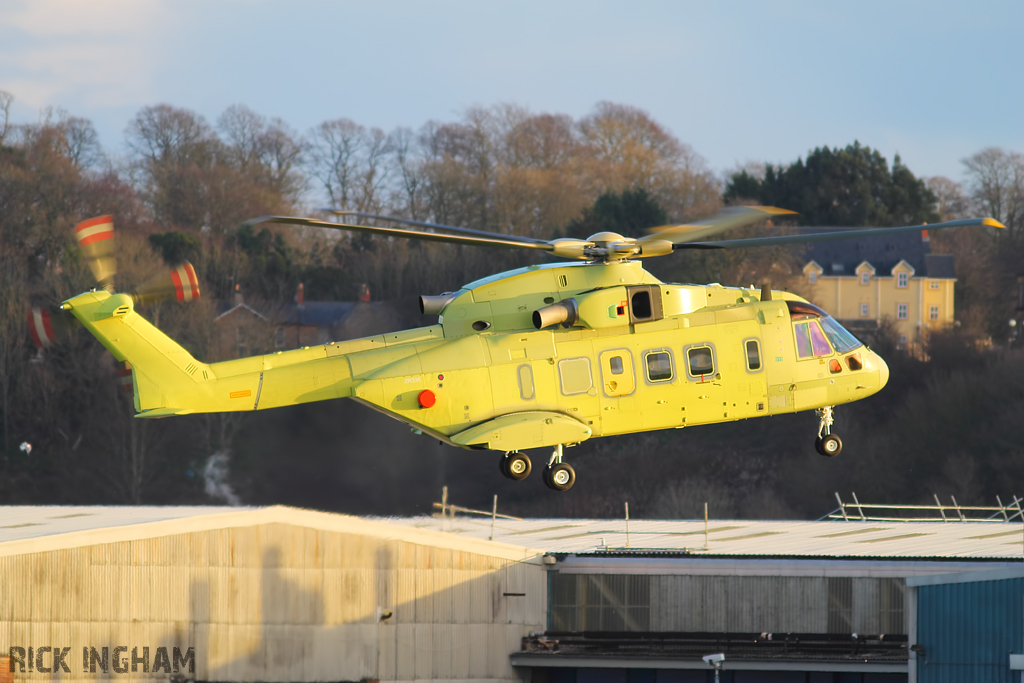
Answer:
[[57, 208, 1003, 491]]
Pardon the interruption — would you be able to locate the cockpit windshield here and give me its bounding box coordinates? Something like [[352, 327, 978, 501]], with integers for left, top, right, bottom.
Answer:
[[786, 301, 863, 357]]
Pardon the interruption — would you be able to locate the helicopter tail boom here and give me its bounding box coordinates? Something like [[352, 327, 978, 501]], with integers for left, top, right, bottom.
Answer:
[[62, 290, 357, 416]]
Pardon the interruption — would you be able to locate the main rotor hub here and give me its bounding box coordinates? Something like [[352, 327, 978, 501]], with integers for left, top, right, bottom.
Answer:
[[584, 232, 639, 262]]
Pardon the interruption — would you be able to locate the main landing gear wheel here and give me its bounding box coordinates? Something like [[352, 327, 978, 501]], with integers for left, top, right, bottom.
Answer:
[[544, 463, 576, 491], [816, 434, 843, 457], [542, 444, 576, 491], [499, 452, 531, 480], [814, 406, 843, 457]]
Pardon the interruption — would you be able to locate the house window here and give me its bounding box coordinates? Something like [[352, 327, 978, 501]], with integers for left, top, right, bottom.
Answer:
[[860, 303, 870, 317], [275, 327, 286, 349], [897, 303, 909, 320], [899, 334, 908, 348], [860, 272, 870, 285], [897, 272, 909, 288], [809, 271, 818, 285], [929, 281, 940, 290], [929, 305, 939, 321]]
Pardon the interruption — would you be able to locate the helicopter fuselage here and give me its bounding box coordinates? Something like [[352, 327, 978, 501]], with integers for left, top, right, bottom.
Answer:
[[62, 260, 888, 454]]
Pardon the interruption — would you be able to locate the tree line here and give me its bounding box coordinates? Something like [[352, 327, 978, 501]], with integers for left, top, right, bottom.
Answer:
[[1, 88, 1022, 519]]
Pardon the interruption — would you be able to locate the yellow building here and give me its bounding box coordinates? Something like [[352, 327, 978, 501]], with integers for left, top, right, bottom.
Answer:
[[799, 229, 955, 348]]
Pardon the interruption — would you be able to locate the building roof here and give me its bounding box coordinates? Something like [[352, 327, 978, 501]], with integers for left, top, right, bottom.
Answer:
[[0, 505, 539, 562], [2, 506, 1020, 563], [800, 228, 954, 279], [386, 516, 1024, 561]]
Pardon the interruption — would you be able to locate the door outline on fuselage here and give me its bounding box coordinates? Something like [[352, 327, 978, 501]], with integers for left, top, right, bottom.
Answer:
[[598, 348, 636, 398]]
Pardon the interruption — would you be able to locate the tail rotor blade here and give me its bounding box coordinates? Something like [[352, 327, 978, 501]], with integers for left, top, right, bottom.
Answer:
[[26, 305, 78, 349], [27, 307, 58, 349], [74, 215, 117, 291], [133, 262, 201, 306]]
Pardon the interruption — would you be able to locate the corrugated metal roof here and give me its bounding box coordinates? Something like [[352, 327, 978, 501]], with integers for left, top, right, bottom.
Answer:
[[0, 505, 252, 542], [384, 516, 1024, 560], [0, 506, 541, 562], [2, 506, 1021, 561]]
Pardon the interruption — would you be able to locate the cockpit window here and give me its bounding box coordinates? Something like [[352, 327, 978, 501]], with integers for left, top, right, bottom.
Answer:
[[788, 300, 863, 357], [820, 317, 861, 353], [795, 320, 832, 358]]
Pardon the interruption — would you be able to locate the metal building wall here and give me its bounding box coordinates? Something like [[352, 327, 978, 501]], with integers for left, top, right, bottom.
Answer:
[[551, 574, 907, 634], [915, 577, 1024, 683], [0, 521, 545, 683]]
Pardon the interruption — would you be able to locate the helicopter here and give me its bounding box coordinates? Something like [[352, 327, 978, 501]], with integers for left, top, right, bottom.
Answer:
[[55, 208, 1003, 491]]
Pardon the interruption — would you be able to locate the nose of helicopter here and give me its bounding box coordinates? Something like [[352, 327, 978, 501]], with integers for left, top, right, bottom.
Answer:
[[876, 352, 889, 390]]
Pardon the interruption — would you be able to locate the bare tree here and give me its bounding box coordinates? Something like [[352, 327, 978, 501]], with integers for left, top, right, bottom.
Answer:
[[306, 118, 366, 209], [925, 176, 969, 221], [0, 90, 13, 145], [962, 147, 1024, 238]]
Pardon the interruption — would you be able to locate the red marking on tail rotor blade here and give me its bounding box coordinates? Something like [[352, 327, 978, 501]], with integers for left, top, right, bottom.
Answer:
[[75, 215, 113, 231], [170, 267, 185, 302], [74, 216, 114, 246], [182, 263, 200, 300], [27, 308, 55, 349], [27, 309, 43, 349]]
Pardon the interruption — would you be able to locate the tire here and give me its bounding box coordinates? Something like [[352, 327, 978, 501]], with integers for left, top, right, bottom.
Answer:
[[499, 453, 512, 478], [545, 462, 576, 492], [814, 437, 826, 456], [820, 434, 843, 457], [506, 453, 532, 481]]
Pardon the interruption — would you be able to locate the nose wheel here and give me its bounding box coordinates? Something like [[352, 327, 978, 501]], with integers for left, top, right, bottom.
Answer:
[[542, 444, 576, 491], [814, 406, 843, 457], [499, 451, 532, 480]]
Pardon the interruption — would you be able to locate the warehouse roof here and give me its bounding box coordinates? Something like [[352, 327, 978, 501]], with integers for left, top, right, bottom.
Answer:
[[386, 516, 1024, 561], [0, 505, 539, 562], [1, 506, 1021, 562]]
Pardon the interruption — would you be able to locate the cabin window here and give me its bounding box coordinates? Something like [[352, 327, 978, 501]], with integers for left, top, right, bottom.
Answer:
[[558, 357, 593, 395], [518, 364, 535, 400], [609, 356, 624, 374], [794, 321, 833, 359], [686, 345, 715, 378], [644, 350, 673, 382], [745, 339, 761, 372]]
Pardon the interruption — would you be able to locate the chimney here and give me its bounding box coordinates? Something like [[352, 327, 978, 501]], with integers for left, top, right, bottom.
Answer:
[[296, 282, 304, 307], [359, 283, 371, 303], [234, 283, 243, 305]]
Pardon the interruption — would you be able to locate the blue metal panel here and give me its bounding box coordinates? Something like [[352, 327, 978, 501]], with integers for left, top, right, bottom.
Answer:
[[918, 577, 1024, 683]]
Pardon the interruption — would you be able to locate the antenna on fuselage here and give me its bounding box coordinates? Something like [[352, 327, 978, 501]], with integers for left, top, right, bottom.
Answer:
[[760, 282, 773, 301]]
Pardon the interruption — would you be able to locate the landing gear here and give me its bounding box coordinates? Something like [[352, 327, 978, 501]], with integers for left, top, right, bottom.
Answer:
[[542, 444, 576, 492], [814, 406, 843, 457], [499, 451, 532, 480]]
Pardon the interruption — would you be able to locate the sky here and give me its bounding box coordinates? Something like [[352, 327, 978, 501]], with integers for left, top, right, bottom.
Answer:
[[1, 0, 1022, 182]]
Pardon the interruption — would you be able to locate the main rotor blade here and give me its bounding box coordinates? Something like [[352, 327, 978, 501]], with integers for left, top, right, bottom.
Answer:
[[674, 217, 1006, 250], [247, 216, 557, 253], [325, 210, 550, 245], [641, 206, 797, 245]]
